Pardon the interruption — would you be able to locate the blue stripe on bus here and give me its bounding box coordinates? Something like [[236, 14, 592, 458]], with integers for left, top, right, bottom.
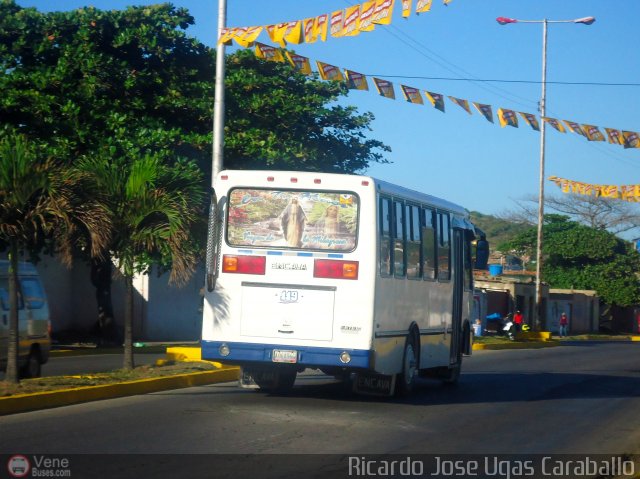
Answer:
[[238, 250, 253, 254], [296, 252, 313, 257], [327, 253, 344, 258], [201, 341, 371, 369], [267, 251, 283, 255]]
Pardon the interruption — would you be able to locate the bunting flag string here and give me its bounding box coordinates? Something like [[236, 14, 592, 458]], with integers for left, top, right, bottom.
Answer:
[[345, 69, 369, 90], [401, 85, 424, 104], [219, 0, 452, 48], [519, 112, 540, 131], [425, 91, 445, 112], [498, 108, 518, 128], [251, 42, 640, 151], [548, 176, 640, 203], [473, 103, 493, 123], [542, 117, 566, 133], [448, 96, 471, 114], [373, 77, 396, 99]]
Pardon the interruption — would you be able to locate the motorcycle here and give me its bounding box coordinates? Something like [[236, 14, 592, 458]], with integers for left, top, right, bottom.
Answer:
[[502, 313, 515, 341], [485, 312, 516, 340]]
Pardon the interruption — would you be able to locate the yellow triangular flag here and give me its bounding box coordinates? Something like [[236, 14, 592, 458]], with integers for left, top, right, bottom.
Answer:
[[498, 108, 518, 128], [373, 78, 395, 99], [286, 52, 312, 75], [416, 0, 432, 13], [373, 0, 394, 25], [317, 61, 345, 82]]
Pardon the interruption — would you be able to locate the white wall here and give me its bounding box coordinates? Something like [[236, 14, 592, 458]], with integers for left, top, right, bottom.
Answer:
[[3, 253, 203, 341]]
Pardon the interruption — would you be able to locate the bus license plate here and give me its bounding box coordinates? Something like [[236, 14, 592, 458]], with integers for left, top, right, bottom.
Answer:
[[272, 349, 298, 363]]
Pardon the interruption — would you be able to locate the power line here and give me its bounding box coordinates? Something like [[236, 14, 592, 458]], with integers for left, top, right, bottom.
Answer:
[[360, 75, 640, 87], [339, 0, 537, 108]]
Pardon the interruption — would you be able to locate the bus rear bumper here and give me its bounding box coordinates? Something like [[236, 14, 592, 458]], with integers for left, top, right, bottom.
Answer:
[[201, 340, 372, 369]]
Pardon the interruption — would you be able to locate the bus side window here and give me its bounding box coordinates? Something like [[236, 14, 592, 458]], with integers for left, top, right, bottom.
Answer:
[[379, 197, 392, 276], [421, 208, 437, 280], [393, 200, 406, 278], [406, 204, 421, 279], [437, 211, 451, 281]]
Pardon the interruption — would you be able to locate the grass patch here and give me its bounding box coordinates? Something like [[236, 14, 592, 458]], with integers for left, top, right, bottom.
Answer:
[[0, 361, 217, 398]]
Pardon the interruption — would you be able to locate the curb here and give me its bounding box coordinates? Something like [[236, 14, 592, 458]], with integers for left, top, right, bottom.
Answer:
[[473, 336, 640, 350], [473, 341, 561, 351], [0, 367, 239, 416]]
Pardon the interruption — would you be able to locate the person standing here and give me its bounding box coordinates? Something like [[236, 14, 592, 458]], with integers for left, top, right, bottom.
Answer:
[[559, 312, 569, 338], [513, 310, 524, 332]]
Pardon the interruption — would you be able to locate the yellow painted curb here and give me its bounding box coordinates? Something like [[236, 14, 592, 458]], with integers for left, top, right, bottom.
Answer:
[[516, 331, 552, 341], [165, 346, 224, 368], [473, 341, 561, 351], [0, 367, 240, 416], [631, 336, 640, 342], [166, 346, 201, 361]]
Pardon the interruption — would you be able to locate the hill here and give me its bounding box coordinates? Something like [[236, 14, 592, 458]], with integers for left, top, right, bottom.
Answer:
[[469, 211, 530, 252]]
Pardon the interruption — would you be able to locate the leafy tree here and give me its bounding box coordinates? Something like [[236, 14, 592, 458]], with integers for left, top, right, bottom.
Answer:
[[224, 49, 390, 173], [0, 1, 389, 175], [0, 1, 391, 345], [1, 1, 215, 343], [78, 137, 205, 369], [501, 215, 640, 307], [0, 133, 110, 382]]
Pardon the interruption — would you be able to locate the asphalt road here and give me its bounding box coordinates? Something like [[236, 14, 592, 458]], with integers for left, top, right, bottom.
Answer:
[[1, 342, 639, 479]]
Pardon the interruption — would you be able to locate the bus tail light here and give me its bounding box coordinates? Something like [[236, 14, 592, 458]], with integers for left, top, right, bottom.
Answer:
[[314, 259, 359, 280], [222, 255, 266, 275]]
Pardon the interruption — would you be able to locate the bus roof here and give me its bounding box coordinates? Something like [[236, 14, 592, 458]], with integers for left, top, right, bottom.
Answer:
[[217, 169, 469, 216], [372, 178, 468, 216]]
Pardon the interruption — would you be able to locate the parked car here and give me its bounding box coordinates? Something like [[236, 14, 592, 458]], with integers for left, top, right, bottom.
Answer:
[[0, 260, 51, 378]]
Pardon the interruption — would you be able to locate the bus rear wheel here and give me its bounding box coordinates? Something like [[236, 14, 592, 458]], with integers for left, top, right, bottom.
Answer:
[[396, 333, 418, 397]]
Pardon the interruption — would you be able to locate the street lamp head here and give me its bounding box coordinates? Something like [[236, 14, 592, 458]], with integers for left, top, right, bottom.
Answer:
[[496, 17, 518, 25], [574, 16, 596, 25]]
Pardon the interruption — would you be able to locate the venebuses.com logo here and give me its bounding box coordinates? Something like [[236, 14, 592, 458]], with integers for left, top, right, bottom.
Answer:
[[7, 455, 30, 478], [7, 455, 71, 478]]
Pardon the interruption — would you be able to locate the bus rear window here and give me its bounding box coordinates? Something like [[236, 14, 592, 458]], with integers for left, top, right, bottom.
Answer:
[[226, 188, 359, 251]]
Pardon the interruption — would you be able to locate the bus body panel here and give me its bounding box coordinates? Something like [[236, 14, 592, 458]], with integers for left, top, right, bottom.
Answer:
[[202, 171, 377, 371], [201, 170, 475, 383]]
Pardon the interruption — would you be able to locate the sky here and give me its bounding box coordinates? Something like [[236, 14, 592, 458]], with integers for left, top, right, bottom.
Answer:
[[18, 0, 640, 220]]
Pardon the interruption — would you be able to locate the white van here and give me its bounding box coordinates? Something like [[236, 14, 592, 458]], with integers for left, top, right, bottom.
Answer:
[[0, 260, 51, 378]]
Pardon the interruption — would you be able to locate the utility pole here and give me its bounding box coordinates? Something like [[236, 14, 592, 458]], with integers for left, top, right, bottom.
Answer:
[[212, 0, 227, 187]]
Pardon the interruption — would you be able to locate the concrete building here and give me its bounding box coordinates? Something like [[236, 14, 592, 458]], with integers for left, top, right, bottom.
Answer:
[[474, 271, 599, 334]]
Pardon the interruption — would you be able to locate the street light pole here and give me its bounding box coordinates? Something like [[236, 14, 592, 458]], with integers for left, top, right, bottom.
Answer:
[[535, 19, 548, 331], [212, 0, 227, 187], [496, 16, 595, 330]]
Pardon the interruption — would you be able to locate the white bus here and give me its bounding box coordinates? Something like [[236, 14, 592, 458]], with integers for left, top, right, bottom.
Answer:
[[202, 170, 477, 396]]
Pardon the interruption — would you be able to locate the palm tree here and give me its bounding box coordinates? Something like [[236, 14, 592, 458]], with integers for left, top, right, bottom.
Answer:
[[0, 133, 111, 383], [77, 152, 205, 370]]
